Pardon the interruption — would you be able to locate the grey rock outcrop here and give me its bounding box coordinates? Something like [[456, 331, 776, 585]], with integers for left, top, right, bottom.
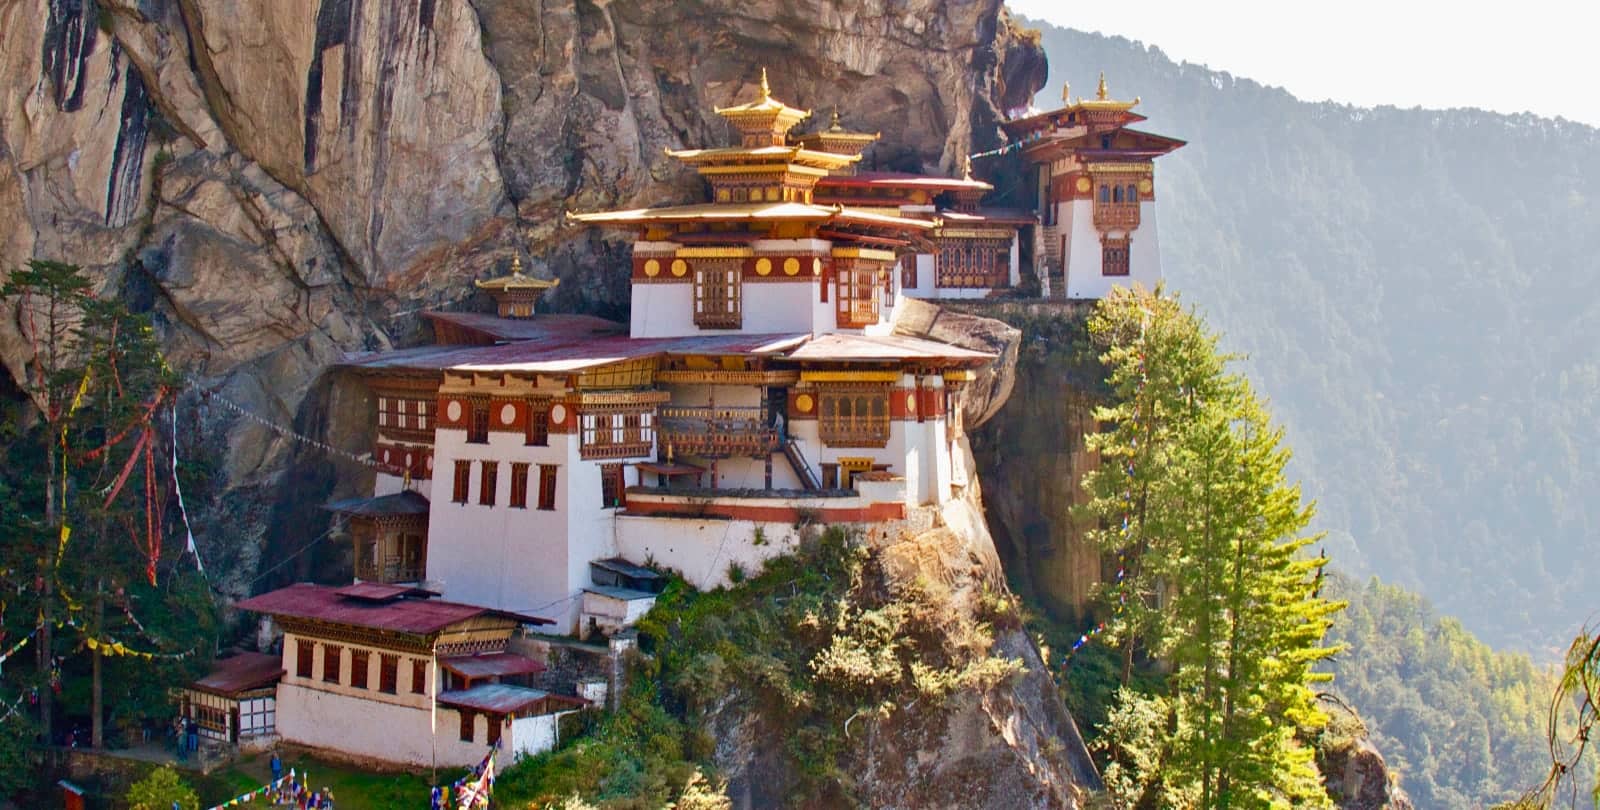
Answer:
[[0, 0, 1047, 593]]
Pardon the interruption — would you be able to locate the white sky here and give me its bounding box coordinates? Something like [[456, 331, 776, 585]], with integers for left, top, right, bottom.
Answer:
[[1007, 0, 1600, 128]]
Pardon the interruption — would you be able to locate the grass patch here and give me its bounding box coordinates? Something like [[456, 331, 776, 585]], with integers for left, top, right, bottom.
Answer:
[[203, 752, 451, 810]]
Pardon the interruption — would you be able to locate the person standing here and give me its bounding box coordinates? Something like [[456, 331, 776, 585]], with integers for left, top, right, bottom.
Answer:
[[184, 717, 199, 754], [270, 750, 283, 784]]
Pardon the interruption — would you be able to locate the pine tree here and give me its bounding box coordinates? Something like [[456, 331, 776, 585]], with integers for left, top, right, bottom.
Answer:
[[1085, 286, 1344, 807]]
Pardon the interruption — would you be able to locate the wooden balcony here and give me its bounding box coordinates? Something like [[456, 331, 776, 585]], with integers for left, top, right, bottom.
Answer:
[[659, 407, 779, 459], [1093, 202, 1140, 231]]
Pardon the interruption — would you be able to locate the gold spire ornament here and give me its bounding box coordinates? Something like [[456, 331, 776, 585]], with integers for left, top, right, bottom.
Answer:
[[760, 67, 771, 101], [1062, 82, 1070, 104], [830, 107, 843, 131], [1097, 72, 1109, 100]]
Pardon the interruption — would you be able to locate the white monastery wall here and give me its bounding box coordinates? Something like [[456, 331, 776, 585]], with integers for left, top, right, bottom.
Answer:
[[1061, 199, 1163, 300], [613, 513, 804, 588]]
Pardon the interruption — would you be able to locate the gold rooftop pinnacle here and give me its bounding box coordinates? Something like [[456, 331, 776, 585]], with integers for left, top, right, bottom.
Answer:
[[1061, 82, 1070, 104], [760, 66, 771, 101], [476, 254, 558, 318], [1097, 72, 1108, 100], [713, 68, 812, 147], [830, 107, 843, 132], [1071, 71, 1140, 112]]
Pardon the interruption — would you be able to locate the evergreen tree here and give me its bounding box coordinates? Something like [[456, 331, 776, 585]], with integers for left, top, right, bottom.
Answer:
[[1085, 286, 1343, 807]]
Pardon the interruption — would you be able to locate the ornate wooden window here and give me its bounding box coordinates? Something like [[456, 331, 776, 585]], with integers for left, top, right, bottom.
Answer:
[[377, 395, 433, 442], [525, 399, 549, 446], [452, 460, 470, 503], [881, 261, 897, 309], [538, 464, 558, 511], [350, 649, 370, 689], [467, 400, 490, 444], [321, 645, 342, 684], [899, 254, 918, 289], [379, 654, 398, 694], [834, 259, 882, 328], [817, 384, 891, 447], [510, 462, 529, 509], [1102, 236, 1130, 277], [935, 238, 1010, 288], [459, 710, 475, 742], [601, 463, 624, 508], [479, 461, 498, 506], [296, 639, 314, 679], [693, 259, 742, 329], [580, 408, 655, 459], [411, 659, 428, 695], [1092, 182, 1141, 230], [487, 714, 503, 747]]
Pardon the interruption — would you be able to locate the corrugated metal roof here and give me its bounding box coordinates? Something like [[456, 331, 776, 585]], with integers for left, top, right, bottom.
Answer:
[[785, 333, 995, 365], [817, 171, 993, 192], [437, 683, 551, 715], [583, 585, 658, 602], [590, 558, 663, 581], [421, 311, 625, 343], [236, 583, 553, 634], [190, 652, 284, 697], [325, 490, 430, 518], [343, 331, 810, 375], [331, 582, 438, 602], [439, 652, 546, 680]]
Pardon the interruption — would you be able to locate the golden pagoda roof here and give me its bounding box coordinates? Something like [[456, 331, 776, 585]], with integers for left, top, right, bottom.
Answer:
[[474, 257, 560, 291], [566, 201, 936, 230], [713, 68, 811, 130], [664, 144, 859, 171], [793, 108, 881, 148], [1072, 72, 1140, 112]]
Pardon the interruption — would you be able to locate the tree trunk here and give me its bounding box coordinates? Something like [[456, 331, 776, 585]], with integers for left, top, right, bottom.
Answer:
[[91, 588, 104, 748], [39, 439, 55, 746]]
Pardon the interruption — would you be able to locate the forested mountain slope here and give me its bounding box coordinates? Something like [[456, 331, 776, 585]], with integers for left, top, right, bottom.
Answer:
[[1023, 19, 1600, 653]]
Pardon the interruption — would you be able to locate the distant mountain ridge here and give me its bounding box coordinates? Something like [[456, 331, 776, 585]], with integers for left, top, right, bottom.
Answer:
[[1016, 18, 1600, 654]]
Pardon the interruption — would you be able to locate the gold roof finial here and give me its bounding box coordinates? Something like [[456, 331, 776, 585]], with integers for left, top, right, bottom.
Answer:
[[760, 67, 771, 101], [962, 155, 973, 181], [511, 255, 524, 276], [1096, 72, 1109, 101], [1062, 82, 1070, 104], [830, 106, 843, 131]]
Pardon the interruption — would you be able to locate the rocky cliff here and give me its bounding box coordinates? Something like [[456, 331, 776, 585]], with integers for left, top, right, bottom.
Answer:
[[0, 0, 1047, 591]]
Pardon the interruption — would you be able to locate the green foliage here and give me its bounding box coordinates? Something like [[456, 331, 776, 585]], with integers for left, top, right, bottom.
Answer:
[[1083, 288, 1342, 808], [0, 713, 39, 799], [497, 527, 1019, 807], [1028, 22, 1600, 655], [126, 766, 199, 810], [1323, 575, 1593, 808]]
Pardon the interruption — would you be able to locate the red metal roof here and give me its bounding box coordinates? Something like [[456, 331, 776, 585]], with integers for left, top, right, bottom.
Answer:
[[236, 583, 554, 634], [440, 652, 546, 680], [421, 311, 625, 343], [331, 582, 439, 602], [190, 652, 284, 697]]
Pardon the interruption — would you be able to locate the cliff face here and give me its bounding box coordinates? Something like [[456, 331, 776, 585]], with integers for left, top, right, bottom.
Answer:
[[0, 0, 1047, 589]]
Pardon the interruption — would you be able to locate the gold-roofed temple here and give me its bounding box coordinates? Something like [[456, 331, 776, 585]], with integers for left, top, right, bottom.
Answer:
[[791, 107, 881, 172], [475, 256, 559, 318]]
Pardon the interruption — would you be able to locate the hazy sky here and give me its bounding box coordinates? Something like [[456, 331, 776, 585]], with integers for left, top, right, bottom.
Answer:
[[1008, 0, 1600, 128]]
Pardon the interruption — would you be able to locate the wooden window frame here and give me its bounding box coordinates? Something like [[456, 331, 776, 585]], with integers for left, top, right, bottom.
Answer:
[[350, 649, 370, 690], [411, 659, 428, 695], [692, 259, 742, 329], [510, 462, 530, 509], [321, 645, 342, 684], [459, 710, 475, 742], [486, 714, 503, 747], [817, 384, 892, 448], [296, 639, 314, 679], [1101, 236, 1131, 277], [935, 237, 1010, 289], [378, 654, 398, 694], [834, 259, 882, 328], [525, 400, 549, 446], [579, 408, 655, 460], [479, 460, 498, 507], [601, 463, 625, 509], [452, 460, 471, 503], [467, 401, 490, 444], [899, 254, 918, 290], [538, 464, 559, 511]]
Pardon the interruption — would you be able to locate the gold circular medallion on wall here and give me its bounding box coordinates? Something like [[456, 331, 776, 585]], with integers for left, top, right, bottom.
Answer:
[[644, 259, 661, 277], [755, 257, 772, 276], [783, 257, 800, 276], [670, 259, 687, 277], [812, 258, 823, 276], [905, 392, 917, 413], [1075, 176, 1092, 193], [794, 393, 814, 413], [1137, 178, 1153, 194]]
